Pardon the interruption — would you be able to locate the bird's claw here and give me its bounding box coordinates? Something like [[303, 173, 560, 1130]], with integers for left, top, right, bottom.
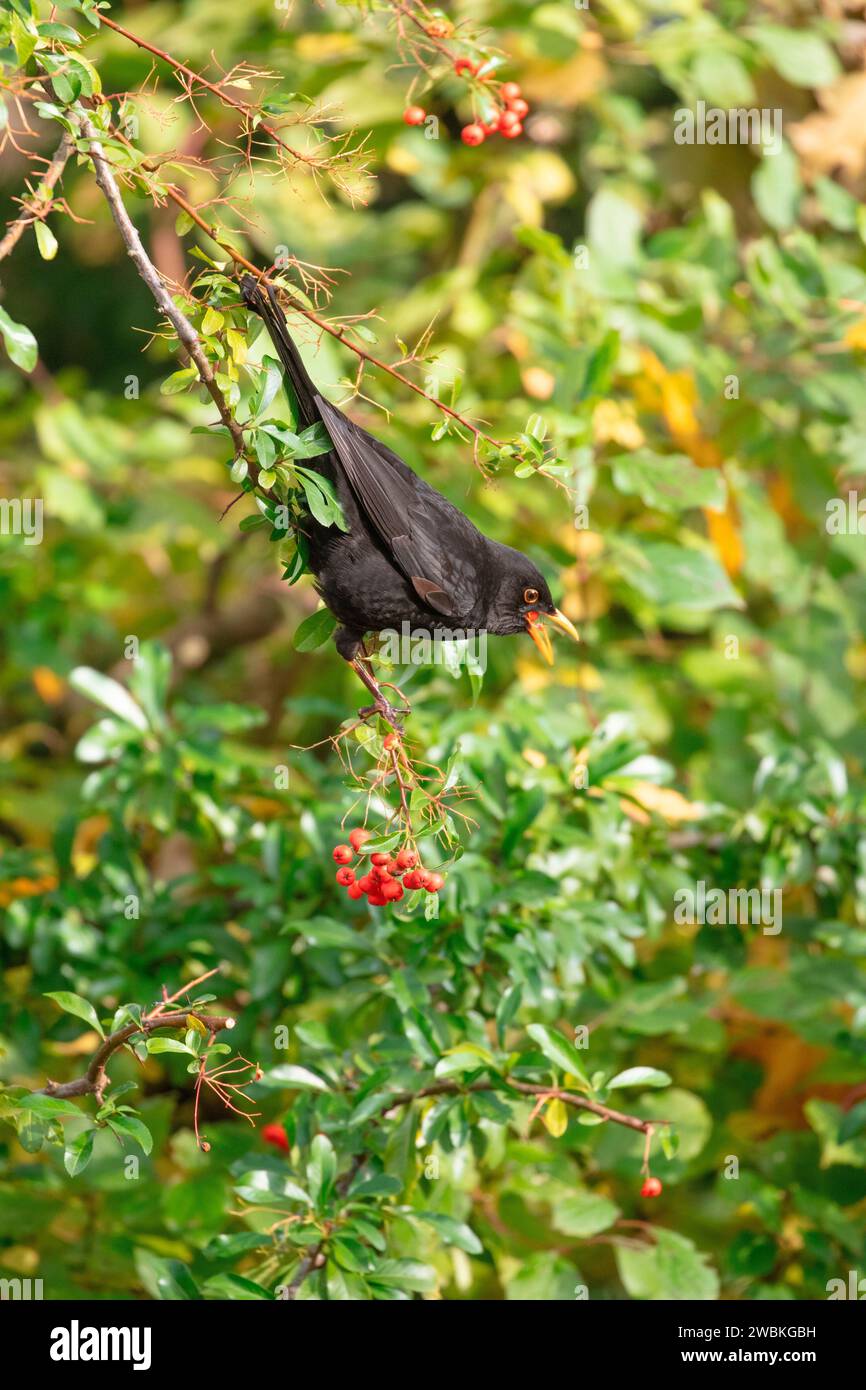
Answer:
[[358, 700, 404, 731]]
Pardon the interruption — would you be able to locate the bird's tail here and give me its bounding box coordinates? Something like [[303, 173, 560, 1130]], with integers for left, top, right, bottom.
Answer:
[[241, 274, 321, 429]]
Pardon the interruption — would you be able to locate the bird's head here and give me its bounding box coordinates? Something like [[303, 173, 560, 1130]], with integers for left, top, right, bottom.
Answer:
[[487, 546, 580, 662]]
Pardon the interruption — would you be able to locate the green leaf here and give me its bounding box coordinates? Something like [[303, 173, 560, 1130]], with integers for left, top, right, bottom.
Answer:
[[616, 1228, 719, 1300], [0, 305, 38, 372], [292, 607, 337, 652], [107, 1114, 153, 1154], [526, 1024, 590, 1086], [64, 1128, 95, 1176], [606, 1067, 672, 1090], [748, 24, 841, 89], [552, 1190, 620, 1238], [410, 1211, 483, 1254], [160, 366, 199, 396], [45, 990, 105, 1039], [611, 538, 743, 615], [611, 451, 726, 515], [368, 1258, 438, 1293], [839, 1100, 866, 1144], [307, 1133, 337, 1207], [68, 667, 149, 731], [260, 1064, 331, 1092], [752, 142, 802, 232], [146, 1037, 194, 1056], [17, 1093, 85, 1120], [34, 220, 59, 261]]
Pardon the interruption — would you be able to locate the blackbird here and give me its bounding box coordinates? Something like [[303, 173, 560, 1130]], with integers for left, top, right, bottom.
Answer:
[[242, 275, 578, 722]]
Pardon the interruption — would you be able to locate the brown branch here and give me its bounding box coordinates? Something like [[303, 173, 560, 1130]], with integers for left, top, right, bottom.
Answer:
[[283, 1072, 658, 1296], [0, 132, 74, 263], [77, 115, 248, 464], [379, 1077, 659, 1134], [98, 14, 326, 176], [37, 1011, 235, 1104], [170, 192, 502, 451]]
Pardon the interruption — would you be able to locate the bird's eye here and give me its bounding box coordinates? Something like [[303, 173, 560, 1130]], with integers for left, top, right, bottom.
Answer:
[[523, 587, 539, 605]]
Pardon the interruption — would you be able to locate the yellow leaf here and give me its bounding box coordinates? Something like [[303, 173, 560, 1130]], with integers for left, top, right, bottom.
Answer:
[[542, 1098, 568, 1137], [620, 782, 704, 825], [843, 318, 866, 351], [33, 666, 65, 704]]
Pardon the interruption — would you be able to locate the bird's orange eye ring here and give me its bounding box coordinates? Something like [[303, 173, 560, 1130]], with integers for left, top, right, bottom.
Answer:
[[523, 587, 539, 605]]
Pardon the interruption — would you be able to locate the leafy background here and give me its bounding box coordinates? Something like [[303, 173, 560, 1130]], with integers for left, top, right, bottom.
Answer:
[[1, 0, 866, 1300]]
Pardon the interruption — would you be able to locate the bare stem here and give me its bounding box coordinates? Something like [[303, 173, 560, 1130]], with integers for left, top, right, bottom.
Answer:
[[78, 115, 248, 463], [37, 1011, 235, 1104], [0, 132, 73, 263]]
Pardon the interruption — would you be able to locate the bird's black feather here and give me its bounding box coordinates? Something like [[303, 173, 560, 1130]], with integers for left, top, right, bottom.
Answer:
[[241, 275, 556, 656]]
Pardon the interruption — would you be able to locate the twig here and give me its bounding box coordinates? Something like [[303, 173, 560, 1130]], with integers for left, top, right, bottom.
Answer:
[[0, 132, 74, 263], [98, 14, 344, 180], [37, 1011, 235, 1104], [160, 186, 503, 454], [77, 115, 247, 463], [281, 1074, 659, 1295]]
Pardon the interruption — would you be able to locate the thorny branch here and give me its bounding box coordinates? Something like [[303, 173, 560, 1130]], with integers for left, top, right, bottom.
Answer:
[[0, 131, 73, 263], [278, 1073, 661, 1294], [37, 969, 236, 1108], [98, 13, 371, 196], [78, 114, 248, 464]]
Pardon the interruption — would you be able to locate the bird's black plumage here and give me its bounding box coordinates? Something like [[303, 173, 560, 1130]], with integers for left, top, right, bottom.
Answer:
[[241, 277, 570, 679]]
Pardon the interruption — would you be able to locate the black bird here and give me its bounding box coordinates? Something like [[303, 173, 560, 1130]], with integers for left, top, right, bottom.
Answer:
[[241, 276, 578, 722]]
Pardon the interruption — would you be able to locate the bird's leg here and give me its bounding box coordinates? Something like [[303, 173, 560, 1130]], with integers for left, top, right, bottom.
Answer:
[[349, 656, 409, 730]]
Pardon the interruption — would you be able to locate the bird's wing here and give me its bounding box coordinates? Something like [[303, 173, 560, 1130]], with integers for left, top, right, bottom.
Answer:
[[314, 394, 482, 617]]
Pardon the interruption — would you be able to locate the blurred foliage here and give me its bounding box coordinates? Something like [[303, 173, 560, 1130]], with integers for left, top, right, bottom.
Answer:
[[2, 0, 866, 1301]]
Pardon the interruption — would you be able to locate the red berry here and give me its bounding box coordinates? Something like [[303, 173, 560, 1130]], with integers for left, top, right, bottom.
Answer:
[[424, 872, 445, 893], [261, 1122, 289, 1153], [367, 891, 387, 906], [333, 845, 353, 864], [454, 58, 478, 77], [358, 874, 376, 894], [396, 848, 417, 870], [402, 871, 420, 891], [349, 828, 371, 851], [381, 878, 404, 902], [641, 1177, 663, 1198], [461, 123, 486, 147], [508, 97, 529, 119], [482, 117, 500, 135], [335, 866, 355, 887], [403, 106, 426, 126], [500, 82, 521, 102], [347, 882, 364, 900], [498, 109, 520, 132], [501, 122, 523, 140], [371, 852, 390, 866], [383, 733, 400, 750]]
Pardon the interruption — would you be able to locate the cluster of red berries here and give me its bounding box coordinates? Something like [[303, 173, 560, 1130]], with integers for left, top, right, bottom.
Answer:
[[641, 1176, 663, 1198], [403, 68, 530, 148], [333, 827, 445, 906]]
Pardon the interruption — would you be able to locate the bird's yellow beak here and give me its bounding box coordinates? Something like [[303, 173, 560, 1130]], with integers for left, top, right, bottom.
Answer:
[[525, 608, 580, 664]]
